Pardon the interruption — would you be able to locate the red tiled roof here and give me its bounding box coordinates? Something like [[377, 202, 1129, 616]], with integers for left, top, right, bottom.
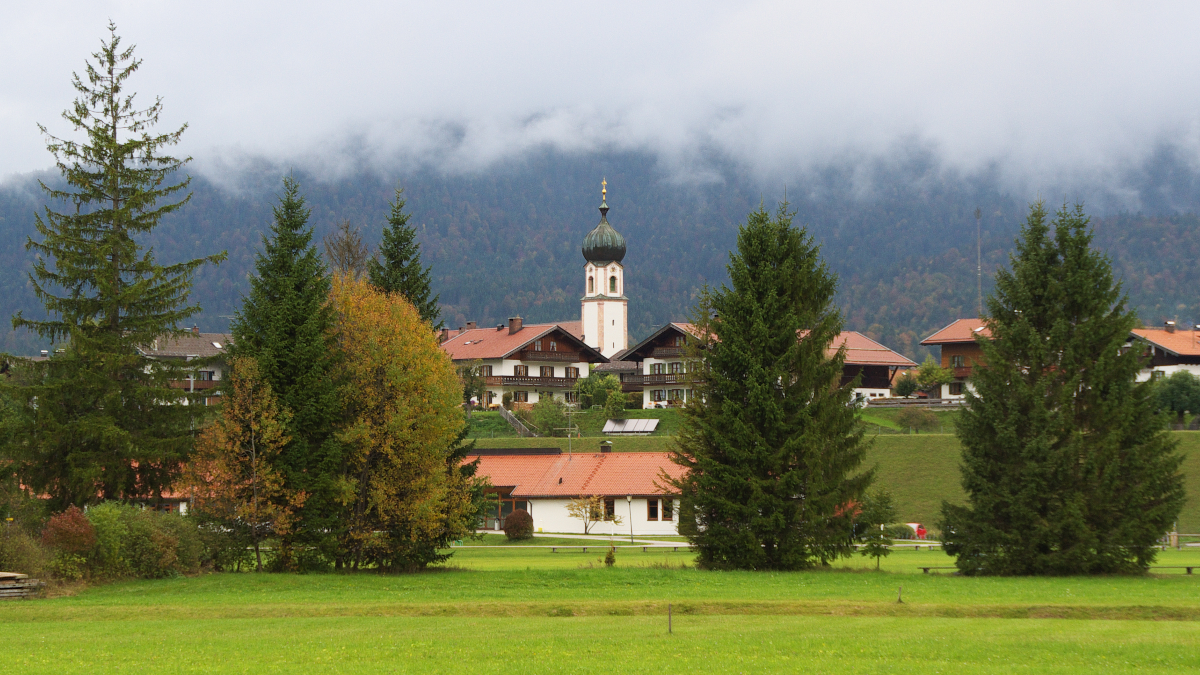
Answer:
[[1130, 328, 1200, 357], [440, 321, 603, 362], [832, 331, 916, 367], [139, 332, 231, 358], [467, 452, 684, 497], [920, 318, 991, 345]]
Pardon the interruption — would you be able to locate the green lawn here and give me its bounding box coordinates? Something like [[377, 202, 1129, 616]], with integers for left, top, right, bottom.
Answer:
[[6, 547, 1200, 673]]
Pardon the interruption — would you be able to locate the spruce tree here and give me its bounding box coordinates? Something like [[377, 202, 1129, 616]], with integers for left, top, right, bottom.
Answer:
[[1, 24, 224, 509], [941, 202, 1185, 575], [229, 177, 342, 563], [366, 188, 441, 329], [669, 204, 872, 570]]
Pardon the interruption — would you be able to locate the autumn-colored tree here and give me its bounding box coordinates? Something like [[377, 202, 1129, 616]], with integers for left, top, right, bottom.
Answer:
[[566, 495, 622, 534], [323, 219, 371, 278], [329, 275, 484, 571], [181, 357, 304, 571]]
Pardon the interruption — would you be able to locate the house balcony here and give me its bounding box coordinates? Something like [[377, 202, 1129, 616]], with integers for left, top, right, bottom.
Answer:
[[644, 373, 687, 385], [650, 347, 685, 358], [516, 351, 581, 362], [483, 375, 579, 388], [168, 379, 218, 391], [952, 366, 973, 379]]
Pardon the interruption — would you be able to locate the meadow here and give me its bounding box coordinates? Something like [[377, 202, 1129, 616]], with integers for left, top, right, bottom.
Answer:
[[4, 545, 1200, 674]]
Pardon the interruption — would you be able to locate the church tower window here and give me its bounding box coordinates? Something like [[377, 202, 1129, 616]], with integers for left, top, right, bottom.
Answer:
[[588, 276, 594, 294], [609, 276, 617, 293]]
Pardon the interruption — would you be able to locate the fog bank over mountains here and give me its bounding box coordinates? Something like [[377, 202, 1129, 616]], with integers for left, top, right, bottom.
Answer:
[[1, 143, 1199, 359]]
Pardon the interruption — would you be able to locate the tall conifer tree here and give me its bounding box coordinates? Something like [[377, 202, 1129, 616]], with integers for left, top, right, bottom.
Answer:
[[941, 202, 1184, 575], [367, 188, 441, 329], [1, 24, 224, 509], [669, 204, 871, 570], [229, 177, 342, 562]]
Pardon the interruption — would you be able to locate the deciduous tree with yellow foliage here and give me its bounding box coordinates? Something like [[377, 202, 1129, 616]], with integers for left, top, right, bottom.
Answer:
[[329, 275, 485, 571]]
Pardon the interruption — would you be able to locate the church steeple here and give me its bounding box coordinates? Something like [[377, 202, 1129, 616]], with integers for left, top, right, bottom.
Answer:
[[582, 178, 626, 264]]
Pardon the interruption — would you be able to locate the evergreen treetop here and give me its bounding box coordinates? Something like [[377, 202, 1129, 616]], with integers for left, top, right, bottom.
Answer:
[[1, 24, 224, 508], [670, 203, 872, 570], [941, 202, 1184, 575], [367, 188, 441, 329], [229, 177, 342, 562]]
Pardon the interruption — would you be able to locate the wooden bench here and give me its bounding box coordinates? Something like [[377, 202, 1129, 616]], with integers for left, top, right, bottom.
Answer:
[[0, 572, 44, 599], [919, 566, 959, 574], [1148, 566, 1196, 574]]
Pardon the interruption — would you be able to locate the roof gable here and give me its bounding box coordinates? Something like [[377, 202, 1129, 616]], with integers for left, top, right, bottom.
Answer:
[[1130, 328, 1200, 357], [832, 331, 917, 367], [441, 322, 607, 362], [920, 318, 991, 345]]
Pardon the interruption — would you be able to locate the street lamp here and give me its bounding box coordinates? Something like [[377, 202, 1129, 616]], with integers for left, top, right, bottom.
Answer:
[[626, 495, 634, 544]]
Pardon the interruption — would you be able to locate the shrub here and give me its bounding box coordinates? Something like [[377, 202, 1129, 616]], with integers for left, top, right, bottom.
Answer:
[[84, 502, 202, 579], [531, 397, 568, 437], [604, 547, 616, 567], [41, 506, 96, 555], [503, 509, 534, 540], [894, 372, 919, 397], [894, 407, 939, 433], [502, 392, 513, 410], [0, 522, 48, 577]]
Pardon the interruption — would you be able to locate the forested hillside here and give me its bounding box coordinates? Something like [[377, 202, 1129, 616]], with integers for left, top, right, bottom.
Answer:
[[1, 149, 1198, 359]]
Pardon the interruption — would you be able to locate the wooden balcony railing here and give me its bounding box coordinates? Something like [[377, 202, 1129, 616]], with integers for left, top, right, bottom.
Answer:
[[517, 351, 581, 362], [168, 379, 219, 390], [644, 373, 687, 385], [952, 366, 973, 379], [483, 375, 579, 388], [650, 347, 685, 358]]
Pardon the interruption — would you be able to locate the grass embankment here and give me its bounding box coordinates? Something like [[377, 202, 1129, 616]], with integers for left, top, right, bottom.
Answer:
[[6, 553, 1200, 674], [467, 409, 680, 440]]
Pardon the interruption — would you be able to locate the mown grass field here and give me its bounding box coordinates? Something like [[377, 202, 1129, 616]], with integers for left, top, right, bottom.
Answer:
[[5, 546, 1200, 674]]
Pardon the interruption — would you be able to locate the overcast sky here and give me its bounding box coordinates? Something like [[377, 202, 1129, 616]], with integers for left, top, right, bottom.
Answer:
[[4, 2, 1200, 186]]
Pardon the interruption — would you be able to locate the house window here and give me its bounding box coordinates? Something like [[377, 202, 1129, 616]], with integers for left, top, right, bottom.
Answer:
[[534, 340, 542, 351], [565, 391, 579, 403], [550, 341, 557, 351], [486, 391, 496, 404], [197, 371, 215, 381], [662, 499, 673, 520], [604, 498, 615, 519], [647, 499, 659, 521], [1152, 370, 1166, 382], [540, 366, 555, 378], [652, 390, 666, 402], [651, 363, 665, 375], [669, 362, 682, 374], [668, 389, 684, 402], [514, 365, 528, 377], [513, 391, 528, 402], [565, 367, 579, 378], [610, 276, 617, 293], [480, 365, 493, 377], [948, 382, 964, 396], [588, 277, 594, 293], [673, 335, 685, 347], [950, 355, 965, 368]]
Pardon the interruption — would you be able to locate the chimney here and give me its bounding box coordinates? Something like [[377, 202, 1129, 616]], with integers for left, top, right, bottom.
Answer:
[[192, 324, 200, 336], [600, 441, 613, 453], [465, 321, 477, 330], [508, 317, 523, 335], [438, 328, 451, 344], [1166, 320, 1176, 334], [496, 324, 505, 331]]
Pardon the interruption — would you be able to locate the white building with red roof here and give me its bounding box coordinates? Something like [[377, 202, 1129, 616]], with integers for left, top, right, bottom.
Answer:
[[468, 448, 685, 535], [1129, 321, 1200, 382], [920, 318, 991, 399]]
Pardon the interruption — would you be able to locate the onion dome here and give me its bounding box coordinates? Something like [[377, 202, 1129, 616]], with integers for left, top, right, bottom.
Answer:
[[582, 179, 626, 264]]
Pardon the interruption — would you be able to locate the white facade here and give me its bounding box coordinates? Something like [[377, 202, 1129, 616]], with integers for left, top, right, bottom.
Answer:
[[1137, 364, 1200, 382], [483, 497, 680, 537], [479, 357, 592, 408], [582, 261, 628, 358], [640, 355, 692, 409]]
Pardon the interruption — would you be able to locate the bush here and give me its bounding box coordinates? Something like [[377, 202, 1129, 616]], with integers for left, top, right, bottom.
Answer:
[[85, 502, 202, 579], [894, 372, 919, 397], [531, 397, 569, 437], [0, 522, 48, 577], [503, 509, 534, 540], [41, 506, 96, 555], [604, 547, 616, 567], [894, 407, 939, 433]]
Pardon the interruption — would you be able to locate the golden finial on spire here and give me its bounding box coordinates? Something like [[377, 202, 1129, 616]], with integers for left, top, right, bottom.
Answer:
[[601, 178, 607, 201]]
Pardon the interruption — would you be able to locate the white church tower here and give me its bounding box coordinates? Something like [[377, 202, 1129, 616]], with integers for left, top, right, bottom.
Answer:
[[581, 179, 628, 358]]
